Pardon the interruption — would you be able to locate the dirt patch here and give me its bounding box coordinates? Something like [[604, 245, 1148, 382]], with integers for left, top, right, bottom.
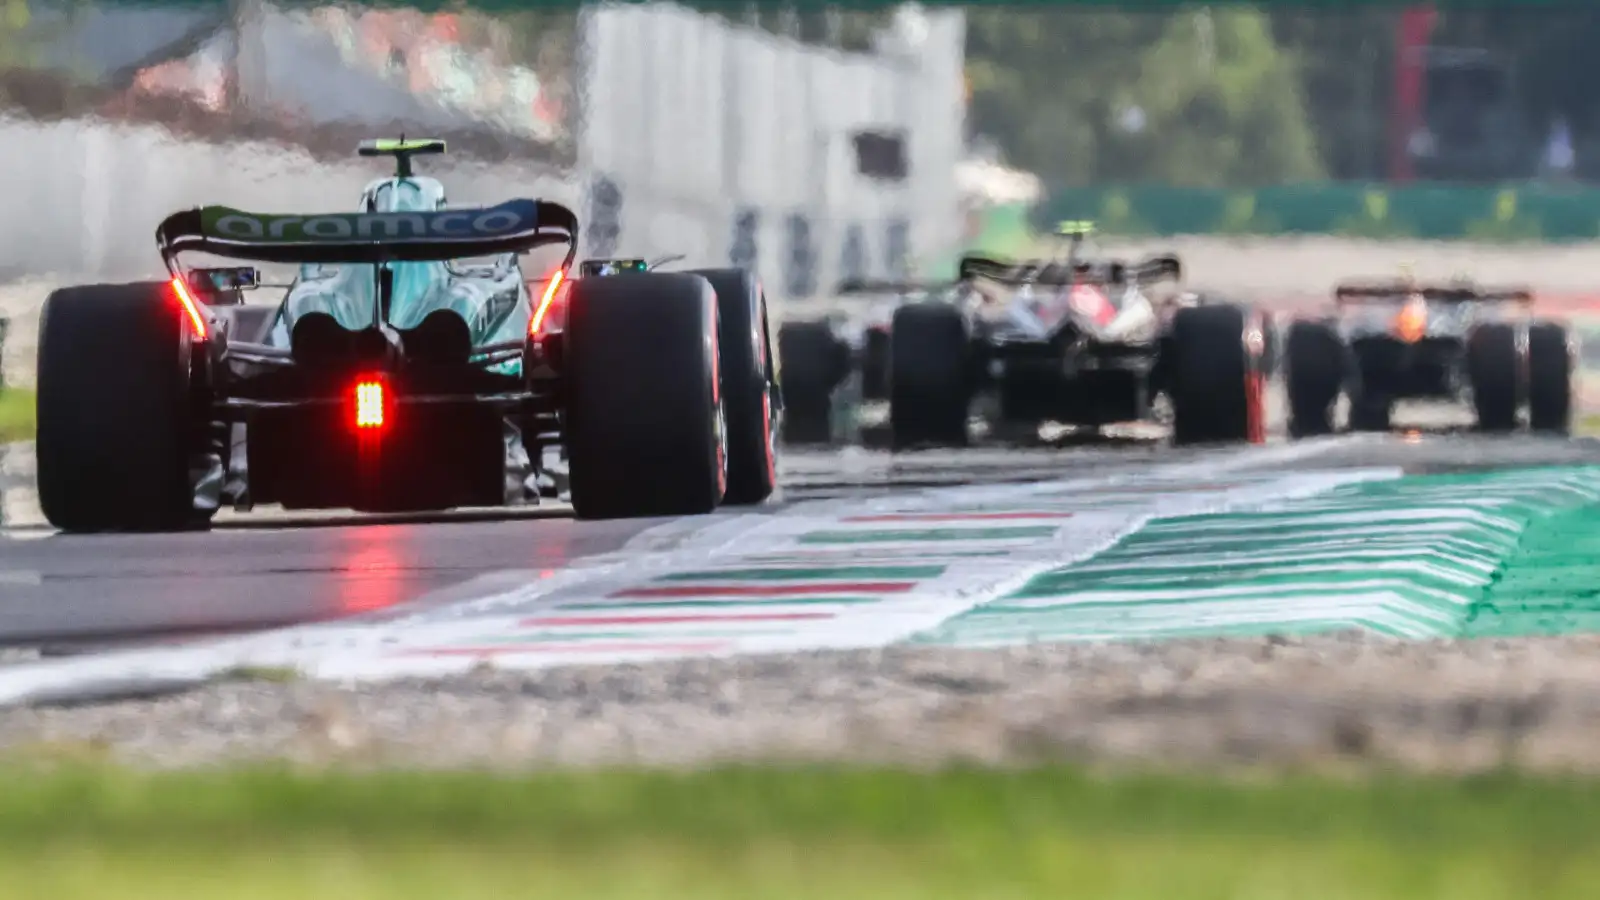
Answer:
[[7, 634, 1600, 774]]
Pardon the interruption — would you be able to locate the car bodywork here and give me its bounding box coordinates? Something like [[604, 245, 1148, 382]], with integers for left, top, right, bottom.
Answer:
[[1331, 278, 1524, 402], [957, 235, 1191, 428], [1282, 273, 1576, 435], [143, 139, 776, 517], [776, 222, 1274, 447], [154, 141, 576, 513]]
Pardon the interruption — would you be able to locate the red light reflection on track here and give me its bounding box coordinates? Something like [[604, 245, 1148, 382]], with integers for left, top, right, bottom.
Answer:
[[337, 527, 406, 614]]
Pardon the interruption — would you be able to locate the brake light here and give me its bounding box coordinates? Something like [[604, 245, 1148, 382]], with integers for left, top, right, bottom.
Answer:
[[170, 277, 209, 341], [354, 379, 386, 429], [1394, 296, 1427, 343], [529, 268, 567, 335]]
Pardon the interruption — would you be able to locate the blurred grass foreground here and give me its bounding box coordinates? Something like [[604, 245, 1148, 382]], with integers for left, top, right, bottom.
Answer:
[[3, 763, 1600, 899]]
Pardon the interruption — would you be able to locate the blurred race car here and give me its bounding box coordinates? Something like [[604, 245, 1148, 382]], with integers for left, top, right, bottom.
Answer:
[[1282, 274, 1574, 435], [34, 138, 779, 531], [780, 222, 1273, 449], [776, 278, 962, 443]]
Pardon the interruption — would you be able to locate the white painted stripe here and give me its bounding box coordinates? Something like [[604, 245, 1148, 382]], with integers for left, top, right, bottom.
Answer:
[[1062, 547, 1502, 577], [0, 441, 1396, 703], [994, 577, 1474, 608]]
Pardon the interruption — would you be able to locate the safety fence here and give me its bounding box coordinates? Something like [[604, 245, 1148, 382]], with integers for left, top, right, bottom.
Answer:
[[1037, 183, 1600, 241]]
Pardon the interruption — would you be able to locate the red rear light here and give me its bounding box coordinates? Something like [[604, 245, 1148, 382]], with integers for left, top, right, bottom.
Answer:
[[170, 277, 209, 341], [354, 378, 386, 429], [529, 268, 567, 335]]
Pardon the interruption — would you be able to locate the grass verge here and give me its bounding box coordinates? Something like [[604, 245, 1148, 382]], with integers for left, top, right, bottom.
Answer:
[[0, 764, 1597, 898], [0, 387, 32, 443]]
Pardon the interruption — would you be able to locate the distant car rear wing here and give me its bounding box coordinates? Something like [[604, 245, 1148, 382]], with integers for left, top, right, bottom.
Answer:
[[957, 253, 1181, 287], [155, 198, 580, 271], [1334, 281, 1533, 304], [834, 278, 960, 296], [957, 255, 1024, 283]]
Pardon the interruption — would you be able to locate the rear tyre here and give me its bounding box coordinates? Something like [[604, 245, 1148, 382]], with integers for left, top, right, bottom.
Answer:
[[686, 267, 777, 506], [1283, 320, 1344, 438], [564, 273, 725, 520], [776, 321, 848, 444], [36, 282, 211, 532], [888, 303, 970, 449], [1467, 322, 1520, 433], [860, 325, 891, 401], [1168, 304, 1265, 446], [1346, 390, 1393, 432], [1528, 320, 1573, 434]]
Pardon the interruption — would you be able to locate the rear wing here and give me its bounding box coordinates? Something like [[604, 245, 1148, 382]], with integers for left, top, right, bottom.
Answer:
[[835, 278, 959, 296], [155, 198, 580, 267], [1335, 281, 1533, 304], [957, 252, 1181, 287], [958, 255, 1027, 282]]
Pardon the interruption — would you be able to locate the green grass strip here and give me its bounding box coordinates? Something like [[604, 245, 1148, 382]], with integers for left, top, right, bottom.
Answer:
[[0, 765, 1599, 898], [0, 388, 31, 444]]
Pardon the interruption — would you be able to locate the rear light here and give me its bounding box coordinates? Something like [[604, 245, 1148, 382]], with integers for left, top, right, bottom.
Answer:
[[354, 378, 386, 430], [170, 277, 209, 341], [1394, 297, 1427, 343], [529, 267, 567, 335]]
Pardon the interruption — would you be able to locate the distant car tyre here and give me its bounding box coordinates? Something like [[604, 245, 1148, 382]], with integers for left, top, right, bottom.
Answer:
[[1283, 320, 1344, 438], [1467, 322, 1520, 433], [36, 282, 212, 532], [776, 321, 848, 444], [1346, 389, 1393, 433], [861, 325, 891, 401], [889, 303, 970, 449], [1168, 304, 1267, 446], [564, 273, 725, 519], [685, 268, 777, 506], [1528, 320, 1573, 434]]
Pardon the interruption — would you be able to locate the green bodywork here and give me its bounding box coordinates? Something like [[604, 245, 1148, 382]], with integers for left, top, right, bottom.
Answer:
[[261, 177, 534, 375]]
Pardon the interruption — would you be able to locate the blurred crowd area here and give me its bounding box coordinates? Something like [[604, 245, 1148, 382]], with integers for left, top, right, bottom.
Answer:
[[5, 3, 1600, 191], [0, 0, 576, 163]]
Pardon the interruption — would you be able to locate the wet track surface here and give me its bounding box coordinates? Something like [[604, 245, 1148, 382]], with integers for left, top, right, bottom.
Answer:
[[4, 414, 1600, 651]]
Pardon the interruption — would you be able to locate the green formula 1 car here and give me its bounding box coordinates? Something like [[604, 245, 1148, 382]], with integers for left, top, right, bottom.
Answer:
[[35, 139, 780, 531]]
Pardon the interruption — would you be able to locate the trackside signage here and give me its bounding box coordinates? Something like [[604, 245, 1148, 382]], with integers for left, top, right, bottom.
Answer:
[[198, 199, 540, 244]]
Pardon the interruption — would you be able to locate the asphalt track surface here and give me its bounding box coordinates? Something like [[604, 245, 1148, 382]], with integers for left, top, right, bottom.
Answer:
[[4, 410, 1600, 652]]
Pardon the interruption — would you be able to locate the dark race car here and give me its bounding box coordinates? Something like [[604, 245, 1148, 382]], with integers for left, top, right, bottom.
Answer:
[[890, 250, 1267, 448], [35, 139, 779, 531], [1282, 275, 1575, 435], [778, 223, 1274, 449]]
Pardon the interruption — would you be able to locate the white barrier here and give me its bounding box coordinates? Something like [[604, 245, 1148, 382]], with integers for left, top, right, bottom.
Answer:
[[575, 3, 967, 314]]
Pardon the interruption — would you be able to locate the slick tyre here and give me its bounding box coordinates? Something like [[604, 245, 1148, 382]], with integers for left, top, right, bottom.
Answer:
[[1168, 304, 1266, 446], [685, 267, 777, 505], [1467, 322, 1520, 433], [888, 303, 970, 449], [1528, 320, 1574, 434], [1283, 320, 1344, 438], [36, 282, 210, 532], [861, 325, 891, 401], [776, 320, 847, 444], [1346, 390, 1393, 432], [564, 273, 725, 519]]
